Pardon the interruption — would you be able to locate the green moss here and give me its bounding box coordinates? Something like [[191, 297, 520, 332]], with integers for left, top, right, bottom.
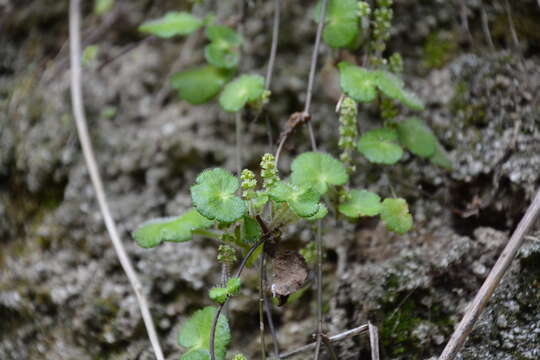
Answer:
[[450, 81, 488, 127], [422, 31, 458, 69]]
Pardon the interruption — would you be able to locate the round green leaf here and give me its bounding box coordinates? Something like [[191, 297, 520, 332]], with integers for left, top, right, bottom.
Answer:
[[357, 128, 403, 165], [191, 168, 246, 223], [219, 75, 265, 112], [242, 216, 262, 244], [306, 204, 328, 221], [204, 43, 238, 69], [133, 209, 213, 248], [205, 25, 242, 45], [430, 143, 452, 170], [339, 190, 381, 218], [139, 12, 203, 38], [178, 307, 230, 360], [171, 66, 231, 105], [323, 19, 358, 48], [226, 277, 241, 295], [338, 62, 377, 103], [209, 287, 228, 304], [396, 117, 437, 158], [380, 198, 413, 234], [268, 181, 321, 218], [291, 152, 349, 195]]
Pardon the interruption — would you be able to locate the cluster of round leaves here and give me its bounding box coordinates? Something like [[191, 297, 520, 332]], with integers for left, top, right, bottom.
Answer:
[[178, 306, 230, 360], [356, 117, 451, 168], [139, 11, 266, 112]]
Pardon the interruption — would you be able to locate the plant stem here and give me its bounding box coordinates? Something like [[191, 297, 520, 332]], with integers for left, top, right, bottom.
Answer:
[[439, 188, 540, 360], [259, 251, 267, 360], [320, 335, 338, 360], [210, 231, 274, 360], [69, 1, 164, 359], [279, 324, 369, 359], [313, 220, 323, 360], [235, 111, 243, 175], [264, 0, 281, 89]]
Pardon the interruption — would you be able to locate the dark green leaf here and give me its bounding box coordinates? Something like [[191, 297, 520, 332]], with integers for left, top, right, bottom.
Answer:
[[396, 117, 437, 158], [338, 190, 381, 218], [171, 66, 231, 104], [291, 152, 349, 194]]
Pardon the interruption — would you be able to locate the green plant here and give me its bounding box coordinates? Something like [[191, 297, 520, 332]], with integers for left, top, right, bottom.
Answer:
[[132, 1, 453, 359]]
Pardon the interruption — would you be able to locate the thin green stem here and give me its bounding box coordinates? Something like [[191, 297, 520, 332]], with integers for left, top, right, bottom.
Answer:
[[192, 229, 222, 240]]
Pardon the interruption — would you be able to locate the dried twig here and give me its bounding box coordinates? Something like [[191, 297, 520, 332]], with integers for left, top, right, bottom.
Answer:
[[279, 324, 369, 359], [439, 188, 540, 360], [504, 0, 519, 49], [368, 322, 380, 360], [264, 0, 281, 89], [480, 7, 495, 51], [68, 1, 164, 359]]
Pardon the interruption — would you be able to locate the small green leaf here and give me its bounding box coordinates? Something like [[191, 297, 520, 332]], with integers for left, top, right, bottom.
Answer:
[[171, 66, 231, 105], [219, 75, 265, 112], [430, 143, 452, 169], [268, 182, 321, 218], [396, 117, 438, 158], [179, 307, 230, 360], [133, 209, 213, 248], [209, 287, 228, 304], [82, 45, 99, 66], [94, 0, 114, 15], [357, 128, 403, 165], [191, 168, 246, 223], [380, 198, 413, 234], [242, 216, 262, 244], [315, 0, 359, 48], [226, 277, 241, 295], [205, 25, 242, 45], [339, 190, 381, 218], [291, 152, 349, 195], [139, 12, 203, 38], [338, 62, 377, 103], [306, 204, 328, 221], [372, 70, 425, 110], [180, 349, 210, 360], [205, 43, 239, 69]]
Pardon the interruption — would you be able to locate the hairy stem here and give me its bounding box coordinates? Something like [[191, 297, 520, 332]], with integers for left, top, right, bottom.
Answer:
[[69, 1, 164, 359], [210, 232, 273, 360]]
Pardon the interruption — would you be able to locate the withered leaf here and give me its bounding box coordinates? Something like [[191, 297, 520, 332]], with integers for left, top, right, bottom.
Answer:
[[271, 250, 309, 305]]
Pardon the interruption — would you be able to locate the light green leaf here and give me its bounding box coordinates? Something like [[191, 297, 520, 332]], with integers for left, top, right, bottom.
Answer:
[[139, 12, 203, 38], [242, 216, 262, 244], [372, 70, 425, 110], [268, 182, 321, 218], [339, 190, 381, 218], [205, 25, 242, 45], [380, 198, 413, 234], [180, 349, 210, 360], [338, 62, 377, 103], [209, 287, 228, 304], [396, 117, 437, 158], [226, 277, 241, 295], [219, 75, 265, 112], [357, 128, 403, 165], [178, 307, 230, 360], [94, 0, 114, 15], [291, 152, 349, 195], [133, 209, 213, 248], [205, 43, 238, 69], [315, 0, 359, 48], [82, 45, 99, 66], [191, 168, 246, 223], [171, 66, 231, 105], [306, 204, 328, 221]]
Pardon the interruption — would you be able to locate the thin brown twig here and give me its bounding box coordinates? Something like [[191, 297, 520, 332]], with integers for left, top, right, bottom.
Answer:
[[69, 1, 164, 359], [503, 0, 519, 49], [264, 0, 281, 89], [320, 334, 338, 360], [439, 188, 540, 360], [279, 324, 369, 359]]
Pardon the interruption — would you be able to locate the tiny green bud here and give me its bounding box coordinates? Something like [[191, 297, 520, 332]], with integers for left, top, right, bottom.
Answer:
[[357, 1, 371, 17], [260, 153, 279, 190], [217, 244, 237, 265], [389, 52, 404, 74], [240, 169, 257, 200]]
